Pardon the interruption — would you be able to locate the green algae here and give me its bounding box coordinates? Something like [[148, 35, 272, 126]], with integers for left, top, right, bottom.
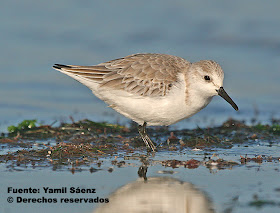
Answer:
[[7, 119, 37, 135]]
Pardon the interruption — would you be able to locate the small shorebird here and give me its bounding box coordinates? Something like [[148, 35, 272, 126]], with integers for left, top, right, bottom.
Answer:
[[53, 53, 238, 151]]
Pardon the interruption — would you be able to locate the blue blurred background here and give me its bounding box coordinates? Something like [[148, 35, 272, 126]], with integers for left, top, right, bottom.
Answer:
[[1, 0, 280, 132]]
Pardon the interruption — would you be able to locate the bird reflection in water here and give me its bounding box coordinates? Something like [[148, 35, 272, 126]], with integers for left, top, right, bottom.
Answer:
[[94, 175, 215, 213]]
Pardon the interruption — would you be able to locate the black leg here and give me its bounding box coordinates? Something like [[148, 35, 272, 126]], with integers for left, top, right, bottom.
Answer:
[[137, 122, 157, 152]]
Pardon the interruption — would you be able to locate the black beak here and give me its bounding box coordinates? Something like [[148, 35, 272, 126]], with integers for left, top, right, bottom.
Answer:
[[216, 87, 238, 111]]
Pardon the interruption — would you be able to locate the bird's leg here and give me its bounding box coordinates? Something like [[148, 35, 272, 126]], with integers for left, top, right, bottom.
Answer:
[[137, 122, 151, 150], [142, 122, 157, 151], [137, 122, 157, 152]]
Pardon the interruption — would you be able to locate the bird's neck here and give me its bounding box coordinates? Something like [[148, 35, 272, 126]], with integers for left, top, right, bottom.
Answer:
[[185, 86, 213, 115]]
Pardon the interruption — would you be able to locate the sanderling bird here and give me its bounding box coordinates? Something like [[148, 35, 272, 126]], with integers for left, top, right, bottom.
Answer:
[[53, 53, 238, 151]]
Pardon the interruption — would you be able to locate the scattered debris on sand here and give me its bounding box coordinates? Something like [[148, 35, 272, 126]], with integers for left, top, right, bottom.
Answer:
[[0, 118, 279, 172]]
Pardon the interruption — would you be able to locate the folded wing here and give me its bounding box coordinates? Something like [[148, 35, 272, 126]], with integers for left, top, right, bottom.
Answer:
[[53, 53, 190, 97]]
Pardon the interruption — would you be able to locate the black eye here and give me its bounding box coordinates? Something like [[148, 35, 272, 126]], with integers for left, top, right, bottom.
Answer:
[[204, 75, 211, 81]]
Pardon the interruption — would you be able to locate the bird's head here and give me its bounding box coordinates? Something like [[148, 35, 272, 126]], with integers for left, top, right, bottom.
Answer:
[[189, 60, 238, 111]]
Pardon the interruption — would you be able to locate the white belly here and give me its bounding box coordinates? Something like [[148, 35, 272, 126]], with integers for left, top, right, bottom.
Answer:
[[104, 90, 189, 126]]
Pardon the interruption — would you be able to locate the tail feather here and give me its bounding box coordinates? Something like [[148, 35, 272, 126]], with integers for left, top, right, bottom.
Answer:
[[52, 63, 108, 83], [53, 64, 72, 70]]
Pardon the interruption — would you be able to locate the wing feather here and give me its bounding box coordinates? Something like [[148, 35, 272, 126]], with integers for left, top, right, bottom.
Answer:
[[53, 53, 190, 97]]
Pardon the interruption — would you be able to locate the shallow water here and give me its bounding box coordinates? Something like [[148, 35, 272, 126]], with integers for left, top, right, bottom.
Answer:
[[1, 0, 280, 132], [1, 139, 280, 213], [1, 1, 280, 213]]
